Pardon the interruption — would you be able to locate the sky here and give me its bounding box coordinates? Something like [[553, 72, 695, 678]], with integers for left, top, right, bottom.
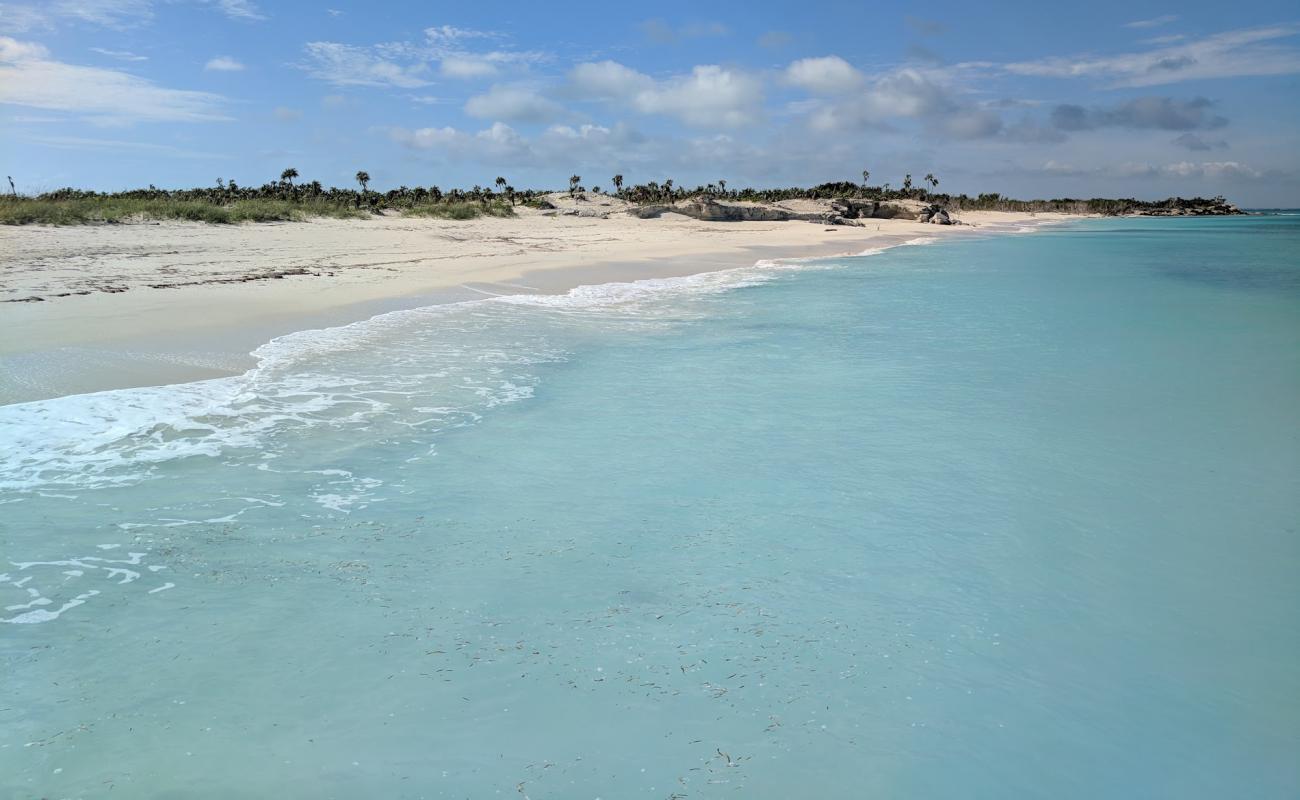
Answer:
[[1, 0, 1299, 205]]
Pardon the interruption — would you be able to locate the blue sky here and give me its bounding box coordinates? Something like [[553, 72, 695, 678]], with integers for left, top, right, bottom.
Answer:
[[2, 0, 1298, 205]]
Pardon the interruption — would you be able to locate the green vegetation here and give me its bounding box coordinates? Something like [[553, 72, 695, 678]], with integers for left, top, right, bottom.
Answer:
[[402, 201, 514, 220], [0, 165, 1236, 226], [0, 196, 368, 225]]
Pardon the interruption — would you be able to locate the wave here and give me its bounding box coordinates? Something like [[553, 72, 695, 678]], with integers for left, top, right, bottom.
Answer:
[[0, 240, 925, 494]]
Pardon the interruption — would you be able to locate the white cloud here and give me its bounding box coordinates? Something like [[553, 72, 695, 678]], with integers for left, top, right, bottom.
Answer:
[[784, 56, 863, 93], [47, 0, 154, 28], [464, 85, 567, 123], [794, 67, 1013, 140], [0, 0, 264, 30], [204, 55, 243, 71], [0, 36, 227, 122], [633, 65, 762, 126], [0, 35, 47, 60], [1124, 15, 1178, 29], [424, 24, 496, 44], [438, 54, 497, 79], [205, 0, 263, 21], [391, 125, 462, 149], [568, 60, 653, 98], [568, 61, 761, 127], [302, 27, 543, 87], [90, 46, 146, 60], [997, 25, 1300, 87], [300, 41, 430, 88]]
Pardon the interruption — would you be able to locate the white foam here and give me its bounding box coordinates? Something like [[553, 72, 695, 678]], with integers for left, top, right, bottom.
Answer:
[[0, 243, 922, 494]]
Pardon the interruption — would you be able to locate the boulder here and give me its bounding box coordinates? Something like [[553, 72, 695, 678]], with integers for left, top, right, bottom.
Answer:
[[918, 204, 953, 224], [830, 198, 879, 219]]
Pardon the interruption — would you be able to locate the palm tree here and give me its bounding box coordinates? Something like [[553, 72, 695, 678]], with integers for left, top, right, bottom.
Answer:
[[280, 168, 298, 186], [612, 174, 623, 196], [902, 174, 913, 193], [6, 175, 13, 196], [924, 173, 938, 190], [862, 170, 870, 186], [718, 179, 726, 195], [495, 176, 507, 193], [355, 171, 370, 192], [569, 175, 581, 196]]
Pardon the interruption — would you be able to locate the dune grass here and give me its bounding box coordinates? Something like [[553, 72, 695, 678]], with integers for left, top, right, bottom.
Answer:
[[0, 197, 371, 225], [401, 201, 515, 220]]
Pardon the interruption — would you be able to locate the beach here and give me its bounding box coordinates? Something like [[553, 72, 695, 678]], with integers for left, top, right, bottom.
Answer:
[[0, 208, 1070, 403]]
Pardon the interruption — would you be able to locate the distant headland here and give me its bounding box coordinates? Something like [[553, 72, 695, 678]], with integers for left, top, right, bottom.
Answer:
[[0, 169, 1243, 226]]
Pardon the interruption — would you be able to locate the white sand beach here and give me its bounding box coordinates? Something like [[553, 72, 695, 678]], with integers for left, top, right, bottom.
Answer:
[[0, 206, 1077, 403]]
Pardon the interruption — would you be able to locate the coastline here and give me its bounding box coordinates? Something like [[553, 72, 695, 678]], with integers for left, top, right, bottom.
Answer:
[[0, 210, 1079, 404]]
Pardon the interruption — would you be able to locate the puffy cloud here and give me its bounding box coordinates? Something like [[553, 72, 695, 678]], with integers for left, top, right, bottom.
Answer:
[[464, 85, 568, 123], [568, 61, 762, 127], [0, 36, 227, 122], [784, 56, 863, 93], [632, 65, 763, 127], [0, 34, 47, 60], [801, 68, 1000, 139], [568, 60, 653, 98], [390, 125, 462, 149], [1051, 96, 1227, 131], [438, 55, 498, 79], [204, 55, 244, 71]]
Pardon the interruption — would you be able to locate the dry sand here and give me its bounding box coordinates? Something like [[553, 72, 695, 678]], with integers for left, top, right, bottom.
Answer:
[[0, 207, 1078, 404]]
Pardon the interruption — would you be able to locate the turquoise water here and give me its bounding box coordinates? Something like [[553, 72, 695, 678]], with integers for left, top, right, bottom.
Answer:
[[2, 216, 1298, 798]]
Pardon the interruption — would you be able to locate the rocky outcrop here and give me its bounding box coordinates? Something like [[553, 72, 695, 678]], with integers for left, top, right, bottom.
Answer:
[[673, 198, 797, 222], [919, 204, 953, 224], [830, 199, 879, 219], [621, 196, 962, 227], [1137, 196, 1243, 216]]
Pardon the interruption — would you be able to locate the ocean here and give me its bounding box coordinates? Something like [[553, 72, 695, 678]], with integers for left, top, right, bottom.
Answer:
[[2, 215, 1297, 798]]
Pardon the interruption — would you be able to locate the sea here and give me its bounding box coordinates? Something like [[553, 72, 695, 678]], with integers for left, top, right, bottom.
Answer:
[[2, 214, 1297, 798]]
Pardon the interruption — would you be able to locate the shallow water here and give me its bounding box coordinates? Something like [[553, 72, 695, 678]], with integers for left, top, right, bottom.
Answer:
[[2, 216, 1298, 798]]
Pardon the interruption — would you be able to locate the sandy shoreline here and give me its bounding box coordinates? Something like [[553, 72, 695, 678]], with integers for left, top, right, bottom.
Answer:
[[0, 209, 1079, 404]]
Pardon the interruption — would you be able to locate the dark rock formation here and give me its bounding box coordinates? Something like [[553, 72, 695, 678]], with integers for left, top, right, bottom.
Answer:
[[1137, 196, 1243, 216], [919, 204, 953, 224], [830, 199, 880, 219]]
